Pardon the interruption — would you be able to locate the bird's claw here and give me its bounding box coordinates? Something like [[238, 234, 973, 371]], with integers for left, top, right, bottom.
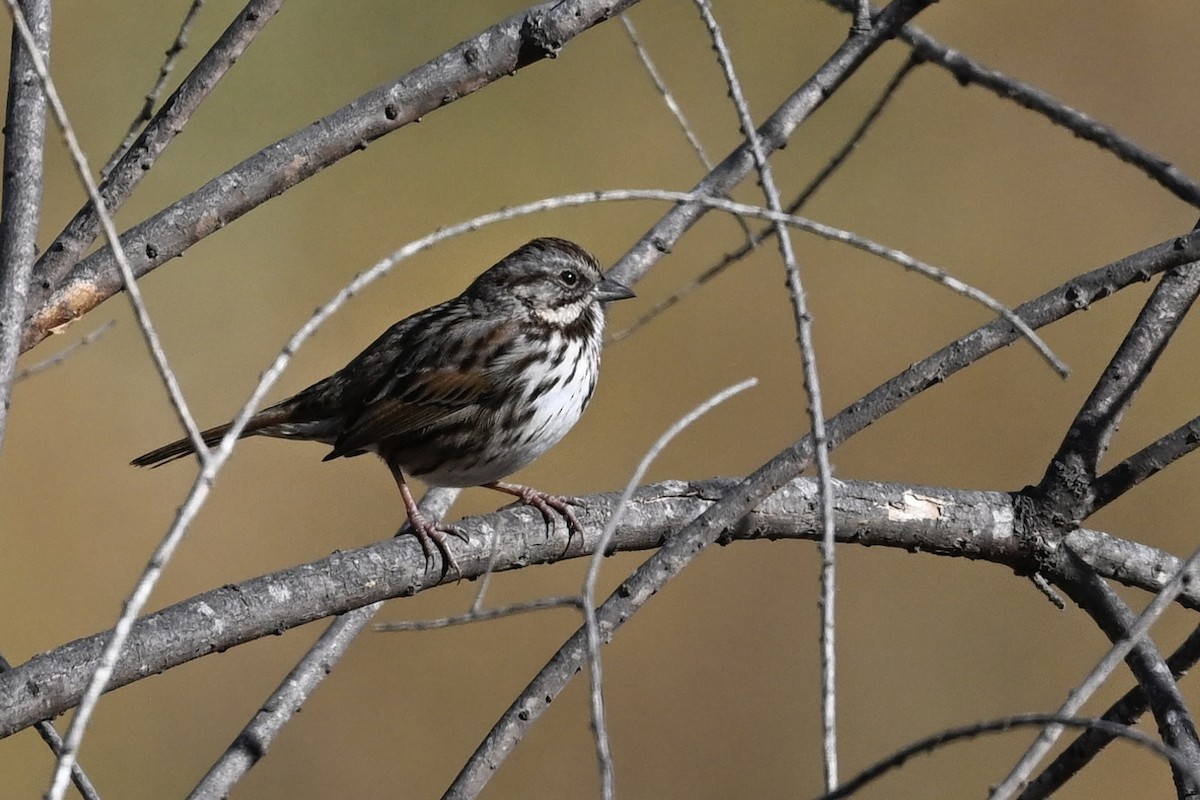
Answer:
[[399, 513, 467, 581], [491, 483, 584, 552]]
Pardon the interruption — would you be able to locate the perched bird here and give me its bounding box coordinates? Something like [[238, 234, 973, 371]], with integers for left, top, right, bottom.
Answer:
[[132, 237, 635, 577]]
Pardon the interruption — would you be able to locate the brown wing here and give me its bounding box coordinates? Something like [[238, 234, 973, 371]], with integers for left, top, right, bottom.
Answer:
[[322, 368, 489, 460]]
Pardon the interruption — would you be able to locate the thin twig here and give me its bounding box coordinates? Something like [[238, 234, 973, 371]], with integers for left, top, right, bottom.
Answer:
[[41, 187, 1072, 376], [693, 0, 840, 788], [608, 54, 920, 345], [483, 189, 1071, 378], [376, 596, 585, 632], [15, 320, 114, 381], [620, 13, 753, 241], [582, 377, 757, 798], [0, 0, 49, 455], [101, 0, 207, 177], [822, 0, 1200, 207], [620, 14, 715, 173], [817, 713, 1197, 800]]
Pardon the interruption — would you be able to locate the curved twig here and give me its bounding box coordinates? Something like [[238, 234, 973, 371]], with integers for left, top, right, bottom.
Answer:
[[816, 713, 1196, 800]]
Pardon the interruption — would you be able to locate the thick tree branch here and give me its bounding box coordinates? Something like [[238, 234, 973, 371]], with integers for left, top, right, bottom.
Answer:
[[1, 477, 1194, 742]]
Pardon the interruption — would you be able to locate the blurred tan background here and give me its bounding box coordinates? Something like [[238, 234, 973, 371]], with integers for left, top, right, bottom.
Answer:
[[3, 1, 1200, 797]]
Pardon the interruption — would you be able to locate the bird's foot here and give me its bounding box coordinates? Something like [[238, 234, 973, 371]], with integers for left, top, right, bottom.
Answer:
[[484, 481, 584, 549], [398, 507, 469, 581]]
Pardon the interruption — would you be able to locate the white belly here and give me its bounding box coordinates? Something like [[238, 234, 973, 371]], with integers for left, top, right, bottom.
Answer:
[[419, 331, 600, 487]]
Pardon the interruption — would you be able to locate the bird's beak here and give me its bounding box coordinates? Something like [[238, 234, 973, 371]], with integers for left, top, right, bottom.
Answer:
[[595, 276, 636, 303]]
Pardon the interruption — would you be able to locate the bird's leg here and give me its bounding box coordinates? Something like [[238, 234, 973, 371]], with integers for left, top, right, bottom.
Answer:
[[389, 463, 467, 580], [483, 481, 584, 547]]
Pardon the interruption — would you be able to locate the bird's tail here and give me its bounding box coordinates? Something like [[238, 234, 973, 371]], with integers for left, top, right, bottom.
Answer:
[[130, 410, 285, 468]]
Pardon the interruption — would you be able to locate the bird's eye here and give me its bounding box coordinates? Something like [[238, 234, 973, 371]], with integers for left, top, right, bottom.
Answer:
[[558, 269, 579, 286]]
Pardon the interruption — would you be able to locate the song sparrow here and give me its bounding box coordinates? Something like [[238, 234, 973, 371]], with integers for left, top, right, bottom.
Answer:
[[132, 237, 635, 578]]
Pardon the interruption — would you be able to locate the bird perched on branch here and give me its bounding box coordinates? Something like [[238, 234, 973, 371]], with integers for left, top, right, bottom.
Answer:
[[133, 237, 635, 578]]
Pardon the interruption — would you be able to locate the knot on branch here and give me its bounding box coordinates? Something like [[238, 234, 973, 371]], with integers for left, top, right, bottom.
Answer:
[[1011, 487, 1070, 576], [517, 11, 564, 67]]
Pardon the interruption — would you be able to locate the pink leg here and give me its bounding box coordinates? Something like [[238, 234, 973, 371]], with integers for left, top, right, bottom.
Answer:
[[389, 464, 467, 580]]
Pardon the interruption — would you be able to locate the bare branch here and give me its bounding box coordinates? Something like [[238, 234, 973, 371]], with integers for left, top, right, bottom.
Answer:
[[607, 0, 936, 289], [0, 0, 49, 454], [376, 596, 585, 633], [1022, 624, 1200, 799], [990, 542, 1200, 799], [822, 0, 1200, 207], [692, 0, 839, 787], [20, 0, 641, 352], [15, 319, 113, 381], [581, 377, 756, 797], [620, 14, 715, 173], [620, 11, 754, 242], [608, 54, 921, 345], [1037, 261, 1200, 523], [1093, 416, 1200, 510], [188, 489, 458, 799], [31, 0, 287, 310]]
